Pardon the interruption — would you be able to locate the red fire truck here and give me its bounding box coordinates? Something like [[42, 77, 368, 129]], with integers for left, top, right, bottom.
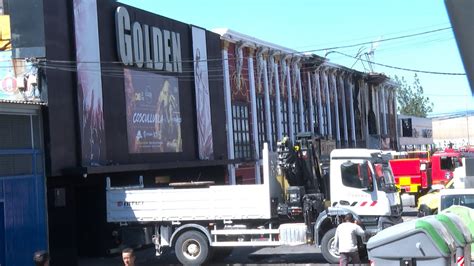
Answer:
[[389, 149, 462, 204]]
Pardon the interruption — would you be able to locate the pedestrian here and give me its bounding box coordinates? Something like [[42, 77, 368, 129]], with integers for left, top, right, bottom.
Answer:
[[122, 247, 136, 266], [334, 213, 366, 266], [33, 250, 50, 266]]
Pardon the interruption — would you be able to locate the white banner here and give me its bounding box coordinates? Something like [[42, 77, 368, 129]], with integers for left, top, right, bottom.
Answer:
[[192, 27, 214, 160]]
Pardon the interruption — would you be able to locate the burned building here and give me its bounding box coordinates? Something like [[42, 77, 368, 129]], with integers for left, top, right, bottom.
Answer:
[[0, 0, 398, 265]]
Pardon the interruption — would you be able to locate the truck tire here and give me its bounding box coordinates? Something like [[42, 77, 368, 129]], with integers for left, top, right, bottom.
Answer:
[[320, 228, 340, 264], [175, 230, 210, 265], [417, 205, 434, 217]]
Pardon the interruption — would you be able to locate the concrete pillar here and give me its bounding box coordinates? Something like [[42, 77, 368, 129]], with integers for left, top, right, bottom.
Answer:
[[315, 72, 324, 136], [273, 54, 283, 141], [329, 70, 340, 143], [297, 63, 305, 132], [382, 85, 388, 135], [393, 88, 400, 150], [347, 76, 356, 147], [339, 73, 348, 147], [307, 71, 315, 133], [261, 52, 273, 150], [322, 69, 332, 138], [281, 58, 288, 137], [286, 57, 295, 142], [363, 82, 370, 148], [221, 41, 236, 184], [375, 85, 381, 135], [247, 47, 261, 184]]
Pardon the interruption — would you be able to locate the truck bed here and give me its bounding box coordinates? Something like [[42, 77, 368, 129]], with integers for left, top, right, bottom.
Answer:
[[107, 183, 272, 222], [106, 145, 279, 223]]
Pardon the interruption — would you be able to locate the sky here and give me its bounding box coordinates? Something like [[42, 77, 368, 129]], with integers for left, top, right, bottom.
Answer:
[[120, 0, 474, 116]]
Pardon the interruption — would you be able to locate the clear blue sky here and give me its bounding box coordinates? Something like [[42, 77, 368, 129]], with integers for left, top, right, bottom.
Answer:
[[120, 0, 474, 116]]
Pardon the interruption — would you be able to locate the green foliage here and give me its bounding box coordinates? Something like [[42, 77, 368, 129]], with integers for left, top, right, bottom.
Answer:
[[394, 74, 433, 117]]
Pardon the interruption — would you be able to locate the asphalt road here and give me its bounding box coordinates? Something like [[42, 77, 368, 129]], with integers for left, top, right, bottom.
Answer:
[[79, 245, 336, 266], [79, 208, 418, 266]]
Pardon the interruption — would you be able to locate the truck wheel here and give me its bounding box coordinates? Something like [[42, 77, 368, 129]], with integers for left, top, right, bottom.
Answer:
[[321, 228, 340, 264], [175, 230, 210, 265], [417, 205, 433, 217]]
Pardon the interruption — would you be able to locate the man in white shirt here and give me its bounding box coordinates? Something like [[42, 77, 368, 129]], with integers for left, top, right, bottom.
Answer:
[[334, 213, 366, 265]]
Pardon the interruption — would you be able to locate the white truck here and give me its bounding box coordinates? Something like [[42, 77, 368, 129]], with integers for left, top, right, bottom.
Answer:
[[106, 134, 403, 264]]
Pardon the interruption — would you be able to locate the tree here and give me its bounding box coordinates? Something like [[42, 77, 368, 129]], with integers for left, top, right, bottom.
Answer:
[[394, 74, 433, 117]]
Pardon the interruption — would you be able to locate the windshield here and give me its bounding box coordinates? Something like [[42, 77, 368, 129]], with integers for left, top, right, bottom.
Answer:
[[374, 163, 398, 192], [440, 156, 456, 171], [441, 194, 474, 211]]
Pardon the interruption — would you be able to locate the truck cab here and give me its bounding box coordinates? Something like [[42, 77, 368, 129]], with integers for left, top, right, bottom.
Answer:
[[390, 149, 463, 206], [330, 149, 402, 218], [431, 150, 463, 184], [315, 149, 403, 264]]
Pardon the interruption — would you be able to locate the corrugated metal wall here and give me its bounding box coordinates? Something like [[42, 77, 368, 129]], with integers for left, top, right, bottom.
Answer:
[[0, 110, 47, 266]]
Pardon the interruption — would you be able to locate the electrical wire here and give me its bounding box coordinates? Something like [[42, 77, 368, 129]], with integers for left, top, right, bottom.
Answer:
[[0, 26, 451, 66], [328, 51, 466, 76], [0, 27, 463, 76], [293, 23, 451, 50], [295, 27, 452, 55]]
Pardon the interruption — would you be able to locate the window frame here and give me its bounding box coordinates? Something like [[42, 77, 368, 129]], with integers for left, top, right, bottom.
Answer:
[[232, 103, 253, 160]]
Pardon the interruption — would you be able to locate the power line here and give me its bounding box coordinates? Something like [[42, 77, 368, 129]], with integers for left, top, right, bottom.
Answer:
[[375, 36, 454, 54], [0, 27, 461, 77], [297, 27, 452, 55], [293, 23, 451, 50], [330, 51, 466, 76], [0, 27, 452, 66]]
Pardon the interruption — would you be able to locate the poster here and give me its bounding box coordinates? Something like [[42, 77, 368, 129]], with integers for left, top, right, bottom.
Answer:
[[192, 26, 214, 160], [124, 69, 182, 153], [73, 0, 106, 165]]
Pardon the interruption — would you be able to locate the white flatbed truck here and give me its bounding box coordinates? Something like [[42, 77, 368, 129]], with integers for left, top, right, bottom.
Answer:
[[106, 137, 403, 264]]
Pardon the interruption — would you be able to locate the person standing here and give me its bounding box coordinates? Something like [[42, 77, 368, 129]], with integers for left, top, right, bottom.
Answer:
[[122, 248, 136, 266], [33, 250, 50, 266], [334, 213, 366, 266]]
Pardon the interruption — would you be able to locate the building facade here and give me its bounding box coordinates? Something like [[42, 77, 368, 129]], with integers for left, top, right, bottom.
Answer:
[[217, 29, 399, 184], [432, 111, 474, 149], [0, 1, 48, 266], [1, 0, 400, 265], [398, 114, 434, 151]]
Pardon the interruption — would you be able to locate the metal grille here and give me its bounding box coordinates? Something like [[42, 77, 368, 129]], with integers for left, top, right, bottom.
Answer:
[[232, 103, 253, 160], [281, 101, 289, 136], [0, 114, 42, 176], [269, 98, 277, 148], [256, 97, 266, 156], [303, 100, 309, 132], [292, 99, 300, 137], [0, 115, 32, 149]]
